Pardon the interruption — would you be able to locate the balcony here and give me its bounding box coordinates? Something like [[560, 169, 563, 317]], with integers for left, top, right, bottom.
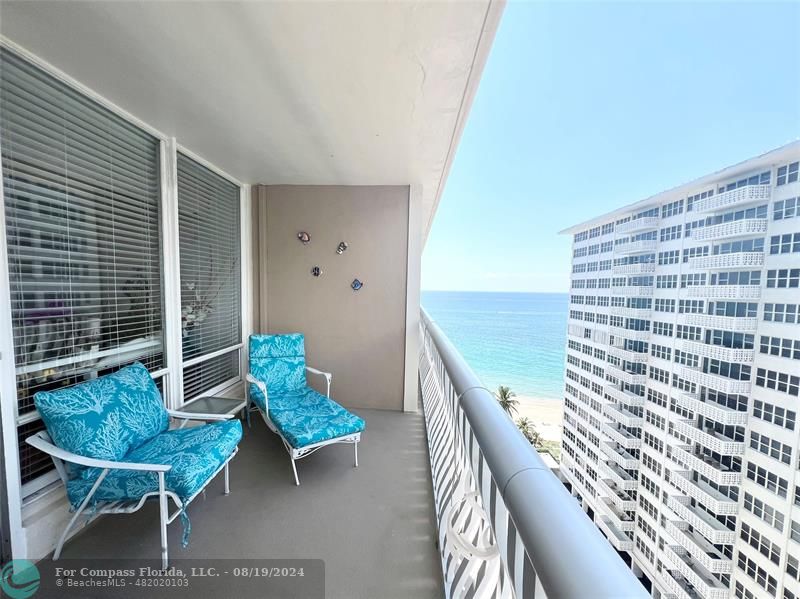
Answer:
[[669, 470, 738, 516], [606, 364, 647, 386], [609, 326, 651, 341], [615, 216, 660, 234], [611, 285, 654, 296], [673, 420, 744, 456], [597, 478, 637, 512], [671, 445, 741, 486], [598, 459, 639, 491], [612, 262, 656, 275], [605, 384, 646, 406], [614, 239, 658, 254], [602, 422, 643, 450], [679, 366, 751, 395], [663, 569, 703, 599], [690, 184, 771, 214], [677, 339, 755, 364], [666, 521, 732, 575], [601, 441, 640, 470], [597, 497, 636, 532], [667, 497, 736, 545], [596, 516, 634, 552], [609, 306, 652, 319], [682, 313, 758, 332], [603, 403, 644, 428], [689, 218, 768, 241], [606, 345, 649, 363], [673, 393, 749, 427], [688, 251, 764, 270], [665, 546, 729, 599], [685, 284, 761, 299]]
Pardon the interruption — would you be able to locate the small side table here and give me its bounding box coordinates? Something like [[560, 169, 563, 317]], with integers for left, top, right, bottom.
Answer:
[[179, 396, 247, 421]]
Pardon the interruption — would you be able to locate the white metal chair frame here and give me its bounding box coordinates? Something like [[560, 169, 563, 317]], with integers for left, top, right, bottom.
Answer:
[[26, 410, 238, 569], [246, 367, 360, 486]]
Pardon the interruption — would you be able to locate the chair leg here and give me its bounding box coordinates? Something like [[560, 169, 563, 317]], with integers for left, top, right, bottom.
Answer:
[[224, 461, 230, 495], [158, 472, 169, 570], [354, 441, 359, 468], [290, 455, 300, 486], [54, 468, 109, 560]]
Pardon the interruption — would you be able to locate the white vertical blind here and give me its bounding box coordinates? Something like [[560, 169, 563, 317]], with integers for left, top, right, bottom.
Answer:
[[177, 152, 241, 399], [0, 48, 164, 484]]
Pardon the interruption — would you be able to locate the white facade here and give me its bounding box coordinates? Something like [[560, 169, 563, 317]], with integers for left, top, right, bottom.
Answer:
[[560, 142, 800, 599]]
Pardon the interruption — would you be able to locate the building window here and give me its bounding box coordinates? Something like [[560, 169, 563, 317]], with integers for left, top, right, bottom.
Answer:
[[777, 161, 799, 186], [1, 48, 164, 487], [774, 197, 799, 220], [770, 233, 800, 254], [766, 268, 800, 288]]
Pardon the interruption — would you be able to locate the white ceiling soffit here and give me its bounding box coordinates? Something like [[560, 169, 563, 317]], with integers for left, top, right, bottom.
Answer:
[[0, 1, 505, 241]]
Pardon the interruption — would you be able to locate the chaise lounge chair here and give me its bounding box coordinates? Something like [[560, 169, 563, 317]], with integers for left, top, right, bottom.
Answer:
[[246, 333, 365, 485]]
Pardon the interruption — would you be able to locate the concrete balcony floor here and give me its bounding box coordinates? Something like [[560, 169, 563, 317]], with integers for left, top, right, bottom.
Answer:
[[44, 408, 443, 599]]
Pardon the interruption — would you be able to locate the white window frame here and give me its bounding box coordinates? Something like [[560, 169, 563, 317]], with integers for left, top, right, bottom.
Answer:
[[0, 36, 253, 546]]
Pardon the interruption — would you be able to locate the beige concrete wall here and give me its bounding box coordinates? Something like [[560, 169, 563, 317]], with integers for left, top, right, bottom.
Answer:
[[254, 185, 410, 411]]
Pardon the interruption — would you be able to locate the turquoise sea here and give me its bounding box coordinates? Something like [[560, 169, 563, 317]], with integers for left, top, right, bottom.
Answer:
[[421, 291, 568, 400]]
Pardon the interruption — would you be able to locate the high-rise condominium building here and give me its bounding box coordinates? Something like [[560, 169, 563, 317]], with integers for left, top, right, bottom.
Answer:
[[560, 141, 800, 599]]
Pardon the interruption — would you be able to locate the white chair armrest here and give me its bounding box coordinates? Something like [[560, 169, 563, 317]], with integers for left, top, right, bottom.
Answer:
[[167, 409, 233, 422], [305, 366, 332, 381], [26, 432, 172, 472], [246, 373, 269, 404]]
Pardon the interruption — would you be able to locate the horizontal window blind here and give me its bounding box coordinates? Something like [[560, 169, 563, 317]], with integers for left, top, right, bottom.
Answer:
[[177, 153, 241, 400], [1, 48, 164, 484]]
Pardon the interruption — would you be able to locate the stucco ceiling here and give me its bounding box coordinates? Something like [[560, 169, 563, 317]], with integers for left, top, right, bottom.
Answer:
[[0, 1, 503, 239]]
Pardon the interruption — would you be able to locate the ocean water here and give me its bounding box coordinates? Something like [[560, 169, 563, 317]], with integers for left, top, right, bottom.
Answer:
[[422, 291, 568, 400]]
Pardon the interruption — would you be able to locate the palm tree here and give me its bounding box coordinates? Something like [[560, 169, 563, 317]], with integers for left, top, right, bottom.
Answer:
[[495, 385, 519, 417], [516, 417, 542, 447]]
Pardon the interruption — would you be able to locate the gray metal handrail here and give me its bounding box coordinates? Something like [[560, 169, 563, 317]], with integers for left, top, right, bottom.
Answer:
[[421, 308, 647, 599]]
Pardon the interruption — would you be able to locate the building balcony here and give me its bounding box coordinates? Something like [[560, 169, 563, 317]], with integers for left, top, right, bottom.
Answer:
[[605, 384, 646, 406], [673, 420, 744, 456], [685, 284, 761, 299], [681, 313, 758, 333], [606, 364, 647, 386], [672, 393, 749, 427], [690, 218, 768, 242], [609, 306, 652, 319], [664, 546, 729, 599], [614, 239, 658, 254], [612, 262, 656, 275], [615, 216, 660, 234], [601, 441, 640, 470], [677, 339, 755, 364], [603, 403, 644, 428], [597, 478, 637, 513], [689, 184, 771, 214], [666, 521, 733, 575], [598, 459, 639, 492], [606, 345, 649, 363], [671, 445, 741, 486], [663, 569, 703, 599], [679, 366, 751, 395], [669, 470, 738, 516], [597, 497, 636, 532], [602, 422, 642, 451], [596, 516, 634, 552], [611, 285, 654, 296], [667, 497, 736, 545], [609, 326, 651, 341], [688, 251, 764, 270]]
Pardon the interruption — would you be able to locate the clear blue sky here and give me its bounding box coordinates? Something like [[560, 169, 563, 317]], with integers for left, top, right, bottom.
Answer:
[[422, 1, 800, 293]]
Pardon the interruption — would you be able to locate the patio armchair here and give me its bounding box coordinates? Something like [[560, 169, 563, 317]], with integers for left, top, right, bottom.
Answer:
[[246, 333, 365, 485], [27, 362, 242, 569]]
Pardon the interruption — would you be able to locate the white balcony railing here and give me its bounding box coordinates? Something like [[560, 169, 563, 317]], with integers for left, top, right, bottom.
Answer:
[[606, 346, 648, 364], [673, 420, 745, 456], [690, 184, 771, 214], [682, 313, 758, 332], [609, 326, 651, 341], [597, 478, 637, 512], [668, 497, 736, 546], [598, 460, 639, 492], [596, 516, 634, 552], [614, 216, 660, 235], [671, 445, 741, 486], [606, 364, 647, 386], [419, 310, 647, 599], [602, 422, 642, 450], [673, 393, 749, 426], [664, 545, 729, 599], [679, 366, 751, 395], [597, 498, 636, 532], [601, 441, 639, 470], [611, 285, 654, 296], [666, 521, 733, 575], [685, 285, 761, 299], [608, 306, 652, 319], [613, 239, 658, 254], [669, 470, 738, 516], [688, 251, 764, 270], [612, 262, 656, 275], [603, 403, 644, 428], [604, 384, 646, 407], [690, 218, 768, 242], [677, 339, 755, 363]]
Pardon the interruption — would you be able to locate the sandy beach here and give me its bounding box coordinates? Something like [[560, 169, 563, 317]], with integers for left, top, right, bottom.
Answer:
[[514, 396, 563, 442]]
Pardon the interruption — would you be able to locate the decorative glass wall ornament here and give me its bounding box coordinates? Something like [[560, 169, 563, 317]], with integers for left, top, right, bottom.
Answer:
[[351, 279, 363, 291], [311, 266, 322, 277], [336, 241, 348, 255], [297, 231, 311, 245]]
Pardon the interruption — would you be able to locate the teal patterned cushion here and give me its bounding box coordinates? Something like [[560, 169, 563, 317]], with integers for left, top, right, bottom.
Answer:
[[249, 334, 307, 395], [34, 362, 169, 461], [65, 419, 243, 509], [251, 386, 365, 449]]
